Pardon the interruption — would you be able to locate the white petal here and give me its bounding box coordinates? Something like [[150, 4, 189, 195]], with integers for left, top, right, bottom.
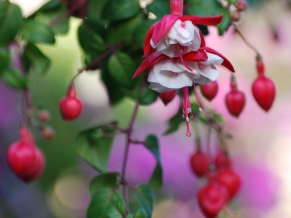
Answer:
[[161, 59, 184, 73], [150, 39, 157, 48], [149, 82, 169, 92], [200, 53, 223, 65], [191, 25, 201, 51], [194, 76, 211, 84], [176, 59, 200, 76], [154, 69, 193, 89], [148, 70, 158, 83], [197, 63, 220, 81]]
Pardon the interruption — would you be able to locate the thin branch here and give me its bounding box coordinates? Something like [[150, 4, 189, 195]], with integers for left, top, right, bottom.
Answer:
[[48, 1, 87, 27], [69, 42, 123, 85], [232, 23, 261, 58], [121, 100, 140, 214]]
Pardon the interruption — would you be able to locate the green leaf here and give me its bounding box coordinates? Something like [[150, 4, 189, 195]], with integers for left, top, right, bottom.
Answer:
[[0, 2, 23, 46], [86, 0, 108, 21], [132, 20, 156, 48], [106, 12, 144, 44], [187, 0, 231, 35], [89, 173, 118, 196], [78, 23, 105, 54], [163, 106, 184, 135], [147, 1, 170, 18], [125, 215, 134, 218], [102, 0, 140, 22], [3, 68, 27, 90], [22, 43, 50, 75], [101, 65, 125, 106], [135, 208, 147, 218], [0, 48, 11, 75], [111, 192, 126, 215], [21, 20, 55, 44], [217, 11, 231, 35], [87, 188, 124, 218], [164, 102, 200, 135], [76, 122, 117, 173], [38, 0, 61, 12], [133, 185, 154, 218], [139, 86, 158, 106], [36, 4, 69, 35], [199, 109, 225, 125], [108, 52, 137, 88], [144, 135, 163, 189]]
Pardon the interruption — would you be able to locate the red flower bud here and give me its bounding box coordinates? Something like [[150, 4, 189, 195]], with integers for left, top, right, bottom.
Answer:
[[236, 0, 247, 11], [252, 61, 275, 112], [230, 10, 241, 22], [216, 169, 241, 200], [225, 77, 245, 117], [200, 81, 219, 101], [215, 152, 232, 170], [38, 110, 51, 122], [158, 90, 177, 105], [190, 151, 209, 178], [198, 183, 228, 218], [7, 129, 45, 182], [59, 86, 83, 121]]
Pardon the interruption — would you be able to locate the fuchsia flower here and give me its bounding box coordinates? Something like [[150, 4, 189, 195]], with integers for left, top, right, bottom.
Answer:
[[133, 0, 235, 136]]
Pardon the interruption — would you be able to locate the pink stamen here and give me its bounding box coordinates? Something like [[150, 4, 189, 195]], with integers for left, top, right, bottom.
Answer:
[[193, 83, 203, 111], [182, 87, 192, 137]]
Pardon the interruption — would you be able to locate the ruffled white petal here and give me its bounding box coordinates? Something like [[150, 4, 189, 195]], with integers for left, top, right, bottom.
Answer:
[[147, 52, 223, 91], [152, 20, 201, 58]]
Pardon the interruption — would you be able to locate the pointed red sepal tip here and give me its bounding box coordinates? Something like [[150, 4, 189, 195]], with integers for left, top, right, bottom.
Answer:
[[183, 50, 208, 62], [133, 52, 165, 78], [180, 14, 223, 26], [202, 47, 235, 72]]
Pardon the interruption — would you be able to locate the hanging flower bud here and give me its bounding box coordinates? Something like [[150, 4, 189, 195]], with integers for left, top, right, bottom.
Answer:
[[200, 81, 219, 101], [225, 75, 245, 117], [159, 90, 177, 105], [216, 169, 241, 200], [230, 10, 241, 22], [40, 126, 55, 140], [236, 0, 247, 11], [197, 183, 229, 218], [59, 84, 83, 121], [38, 109, 51, 122], [252, 59, 276, 112], [7, 128, 45, 182], [215, 151, 232, 170], [190, 150, 209, 178]]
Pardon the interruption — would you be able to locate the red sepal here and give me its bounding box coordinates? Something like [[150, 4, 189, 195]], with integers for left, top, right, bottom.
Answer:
[[143, 22, 158, 57], [202, 47, 235, 72], [183, 50, 208, 62], [133, 52, 166, 78], [180, 14, 223, 26], [152, 14, 180, 45]]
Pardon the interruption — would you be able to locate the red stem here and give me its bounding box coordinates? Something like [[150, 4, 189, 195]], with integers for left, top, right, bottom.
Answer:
[[121, 97, 140, 214]]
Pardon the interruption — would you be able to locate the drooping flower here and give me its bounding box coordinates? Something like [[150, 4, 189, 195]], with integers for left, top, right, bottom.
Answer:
[[133, 0, 235, 136]]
